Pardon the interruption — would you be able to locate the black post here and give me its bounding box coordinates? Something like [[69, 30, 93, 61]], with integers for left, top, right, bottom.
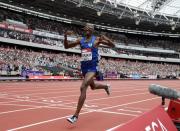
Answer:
[[162, 97, 165, 106]]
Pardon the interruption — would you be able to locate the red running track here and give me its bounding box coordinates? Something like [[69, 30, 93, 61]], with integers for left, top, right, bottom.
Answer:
[[0, 80, 179, 131]]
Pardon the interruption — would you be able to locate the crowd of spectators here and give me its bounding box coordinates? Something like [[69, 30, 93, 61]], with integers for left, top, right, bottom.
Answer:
[[0, 45, 179, 78], [0, 29, 179, 59], [0, 45, 80, 75], [0, 8, 180, 51], [114, 48, 179, 58], [99, 58, 180, 78], [0, 29, 64, 47], [0, 8, 180, 79]]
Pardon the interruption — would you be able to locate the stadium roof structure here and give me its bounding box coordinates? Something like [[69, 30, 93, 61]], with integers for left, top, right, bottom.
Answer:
[[107, 0, 180, 17], [0, 0, 180, 35]]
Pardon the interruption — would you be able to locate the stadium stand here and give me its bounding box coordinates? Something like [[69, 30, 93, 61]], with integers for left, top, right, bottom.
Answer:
[[0, 45, 179, 79], [0, 7, 180, 80]]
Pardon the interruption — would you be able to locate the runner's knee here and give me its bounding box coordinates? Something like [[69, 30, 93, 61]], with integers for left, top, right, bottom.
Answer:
[[80, 86, 87, 93], [82, 81, 89, 88]]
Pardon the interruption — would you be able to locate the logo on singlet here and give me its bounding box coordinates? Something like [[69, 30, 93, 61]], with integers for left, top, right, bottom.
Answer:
[[88, 43, 93, 47]]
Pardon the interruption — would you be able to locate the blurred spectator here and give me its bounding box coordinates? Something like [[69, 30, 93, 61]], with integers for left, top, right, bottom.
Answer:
[[0, 8, 180, 78], [0, 8, 180, 51], [0, 45, 179, 78]]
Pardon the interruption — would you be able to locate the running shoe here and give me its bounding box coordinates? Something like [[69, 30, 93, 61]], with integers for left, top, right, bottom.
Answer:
[[67, 115, 78, 124]]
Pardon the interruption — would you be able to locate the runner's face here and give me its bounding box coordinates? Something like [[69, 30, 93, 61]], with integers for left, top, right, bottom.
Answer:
[[83, 26, 92, 36]]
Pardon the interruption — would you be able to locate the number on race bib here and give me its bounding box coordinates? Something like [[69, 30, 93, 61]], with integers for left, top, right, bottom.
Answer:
[[81, 49, 92, 61]]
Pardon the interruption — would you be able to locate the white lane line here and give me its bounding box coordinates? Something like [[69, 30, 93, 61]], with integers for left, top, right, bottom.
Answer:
[[0, 104, 77, 115], [98, 97, 159, 111], [0, 105, 78, 116], [118, 109, 142, 113], [0, 103, 41, 107], [7, 111, 94, 131], [123, 106, 149, 111], [0, 107, 42, 115], [0, 90, 148, 107], [0, 94, 43, 101], [96, 110, 138, 117], [6, 91, 143, 109], [84, 104, 98, 108], [16, 96, 30, 99], [22, 90, 81, 96], [0, 93, 8, 96], [1, 89, 77, 95], [106, 123, 125, 131], [3, 87, 78, 93], [33, 88, 147, 100], [0, 87, 147, 105], [86, 92, 149, 102], [0, 98, 53, 106], [8, 86, 146, 98], [62, 92, 149, 105], [44, 106, 77, 110], [0, 100, 22, 104], [1, 92, 151, 110], [5, 97, 158, 130], [42, 100, 61, 103]]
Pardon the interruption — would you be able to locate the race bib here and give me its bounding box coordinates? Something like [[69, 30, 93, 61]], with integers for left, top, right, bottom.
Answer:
[[81, 48, 92, 61]]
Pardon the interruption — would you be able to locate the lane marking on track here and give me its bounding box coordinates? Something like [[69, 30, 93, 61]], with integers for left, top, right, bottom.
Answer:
[[84, 104, 98, 108], [22, 90, 82, 96], [16, 96, 30, 99], [0, 103, 79, 115], [96, 110, 138, 117], [0, 92, 154, 112], [61, 92, 150, 105], [86, 92, 149, 102], [0, 86, 150, 105], [6, 97, 158, 130], [0, 94, 43, 101], [0, 103, 42, 107], [0, 90, 148, 107], [42, 99, 62, 103], [31, 88, 147, 100], [123, 106, 149, 111], [6, 87, 146, 99], [0, 93, 8, 96], [7, 111, 94, 131], [98, 97, 159, 111], [117, 109, 142, 113], [0, 98, 65, 107], [2, 87, 79, 93], [0, 91, 158, 115], [85, 102, 112, 106], [0, 98, 55, 106], [0, 107, 43, 115], [0, 104, 77, 115], [106, 123, 125, 131], [0, 100, 22, 104], [44, 106, 77, 110]]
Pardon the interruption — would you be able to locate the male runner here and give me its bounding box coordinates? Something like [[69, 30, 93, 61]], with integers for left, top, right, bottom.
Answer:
[[64, 23, 115, 123]]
